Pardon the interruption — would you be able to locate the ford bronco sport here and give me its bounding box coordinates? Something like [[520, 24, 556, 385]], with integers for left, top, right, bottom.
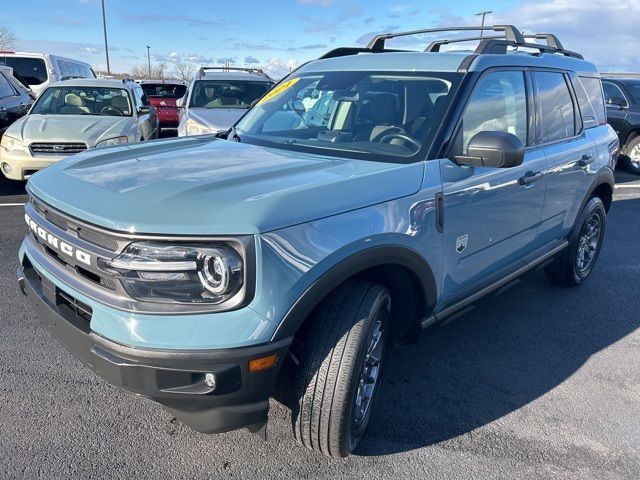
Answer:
[[17, 26, 618, 457]]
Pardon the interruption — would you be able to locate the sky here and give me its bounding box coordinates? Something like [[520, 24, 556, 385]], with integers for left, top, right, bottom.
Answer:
[[0, 0, 637, 79]]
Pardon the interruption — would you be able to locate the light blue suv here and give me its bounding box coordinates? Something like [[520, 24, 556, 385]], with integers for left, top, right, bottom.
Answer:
[[16, 26, 618, 457]]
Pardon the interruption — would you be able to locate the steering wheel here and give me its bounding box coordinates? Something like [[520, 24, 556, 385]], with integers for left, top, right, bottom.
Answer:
[[378, 132, 422, 150], [100, 106, 124, 116]]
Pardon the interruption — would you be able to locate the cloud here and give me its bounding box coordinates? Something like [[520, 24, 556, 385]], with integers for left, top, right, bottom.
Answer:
[[244, 56, 260, 64], [263, 58, 301, 79], [121, 13, 232, 27], [489, 0, 639, 72], [217, 57, 237, 65]]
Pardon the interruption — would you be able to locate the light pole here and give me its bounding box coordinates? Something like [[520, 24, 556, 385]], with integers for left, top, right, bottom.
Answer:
[[101, 0, 110, 75], [146, 45, 151, 79], [476, 10, 493, 37]]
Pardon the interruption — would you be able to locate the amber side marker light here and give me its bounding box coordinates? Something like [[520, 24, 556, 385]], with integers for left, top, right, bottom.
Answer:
[[248, 353, 278, 372]]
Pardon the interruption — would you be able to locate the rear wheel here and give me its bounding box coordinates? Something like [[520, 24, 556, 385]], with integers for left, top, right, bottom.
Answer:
[[622, 136, 640, 175], [545, 196, 606, 286], [292, 279, 390, 457]]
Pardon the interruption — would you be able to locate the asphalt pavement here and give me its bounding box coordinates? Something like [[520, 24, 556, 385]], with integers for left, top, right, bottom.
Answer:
[[0, 167, 638, 479]]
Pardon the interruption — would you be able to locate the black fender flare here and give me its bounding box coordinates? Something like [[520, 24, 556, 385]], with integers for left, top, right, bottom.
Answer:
[[582, 167, 615, 214], [271, 244, 438, 342]]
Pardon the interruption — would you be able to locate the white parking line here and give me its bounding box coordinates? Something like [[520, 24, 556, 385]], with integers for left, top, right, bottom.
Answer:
[[615, 184, 640, 189], [0, 203, 26, 207]]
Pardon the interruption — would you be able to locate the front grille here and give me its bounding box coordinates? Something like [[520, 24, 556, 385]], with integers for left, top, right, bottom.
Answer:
[[30, 142, 87, 155], [77, 227, 119, 252]]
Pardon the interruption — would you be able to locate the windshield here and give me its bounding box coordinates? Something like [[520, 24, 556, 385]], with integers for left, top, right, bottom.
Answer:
[[235, 71, 462, 162], [31, 86, 132, 116], [189, 80, 273, 109], [141, 83, 187, 99], [0, 56, 47, 86]]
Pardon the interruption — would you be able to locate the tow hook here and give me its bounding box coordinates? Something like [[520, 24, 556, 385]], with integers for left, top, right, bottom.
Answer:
[[16, 267, 26, 296]]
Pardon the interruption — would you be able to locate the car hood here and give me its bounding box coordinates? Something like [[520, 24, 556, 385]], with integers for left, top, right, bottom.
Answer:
[[188, 108, 247, 132], [27, 136, 425, 235], [9, 114, 131, 147]]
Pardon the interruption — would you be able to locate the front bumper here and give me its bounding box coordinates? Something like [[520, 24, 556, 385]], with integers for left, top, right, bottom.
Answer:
[[0, 147, 64, 180], [17, 261, 292, 434]]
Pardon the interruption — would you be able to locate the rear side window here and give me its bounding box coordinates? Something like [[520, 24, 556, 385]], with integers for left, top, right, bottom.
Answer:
[[0, 56, 47, 85], [534, 71, 576, 143], [460, 70, 528, 152], [570, 74, 598, 129], [579, 77, 606, 126], [0, 72, 16, 98], [57, 59, 95, 80]]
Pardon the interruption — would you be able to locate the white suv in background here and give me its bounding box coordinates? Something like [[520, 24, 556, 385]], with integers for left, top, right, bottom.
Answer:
[[177, 67, 274, 136], [0, 52, 96, 96]]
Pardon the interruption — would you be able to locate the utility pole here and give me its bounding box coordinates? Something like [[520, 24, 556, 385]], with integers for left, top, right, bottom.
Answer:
[[146, 45, 151, 79], [476, 10, 493, 37], [101, 0, 110, 75]]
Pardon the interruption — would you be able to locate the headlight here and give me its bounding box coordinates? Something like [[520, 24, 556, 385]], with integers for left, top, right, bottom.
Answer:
[[96, 136, 128, 148], [185, 117, 213, 136], [0, 135, 23, 151], [98, 242, 244, 305]]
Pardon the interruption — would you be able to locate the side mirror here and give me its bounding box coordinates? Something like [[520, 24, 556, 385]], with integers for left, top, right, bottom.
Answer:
[[607, 97, 627, 109], [138, 105, 151, 115], [453, 131, 524, 168], [176, 96, 185, 108]]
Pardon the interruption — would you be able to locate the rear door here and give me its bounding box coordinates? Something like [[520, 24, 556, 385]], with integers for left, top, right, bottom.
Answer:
[[439, 69, 547, 306], [533, 70, 597, 244]]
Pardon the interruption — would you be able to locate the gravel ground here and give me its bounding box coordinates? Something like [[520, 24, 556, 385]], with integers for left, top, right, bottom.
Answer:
[[0, 169, 638, 480]]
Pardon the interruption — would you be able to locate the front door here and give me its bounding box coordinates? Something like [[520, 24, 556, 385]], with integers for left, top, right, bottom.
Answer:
[[439, 69, 546, 306], [602, 80, 629, 141]]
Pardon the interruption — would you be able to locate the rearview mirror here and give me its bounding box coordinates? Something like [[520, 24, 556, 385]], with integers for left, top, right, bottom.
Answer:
[[453, 131, 524, 168]]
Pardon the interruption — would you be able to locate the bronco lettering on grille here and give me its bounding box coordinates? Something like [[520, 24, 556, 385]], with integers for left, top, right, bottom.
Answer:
[[25, 213, 92, 266]]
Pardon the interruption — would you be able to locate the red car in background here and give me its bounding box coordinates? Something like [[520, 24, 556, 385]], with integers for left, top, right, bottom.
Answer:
[[139, 80, 187, 129]]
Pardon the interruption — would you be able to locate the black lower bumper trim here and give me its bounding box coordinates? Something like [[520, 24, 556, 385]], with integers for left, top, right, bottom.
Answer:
[[18, 262, 292, 434]]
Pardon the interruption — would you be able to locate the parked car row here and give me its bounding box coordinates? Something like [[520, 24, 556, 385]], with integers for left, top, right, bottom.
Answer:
[[2, 44, 640, 184]]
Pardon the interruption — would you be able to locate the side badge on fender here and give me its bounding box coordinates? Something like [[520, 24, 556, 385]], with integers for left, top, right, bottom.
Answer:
[[456, 234, 468, 253]]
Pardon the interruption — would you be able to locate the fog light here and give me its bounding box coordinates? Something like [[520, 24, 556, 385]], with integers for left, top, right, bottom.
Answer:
[[204, 372, 216, 389], [1, 163, 12, 174]]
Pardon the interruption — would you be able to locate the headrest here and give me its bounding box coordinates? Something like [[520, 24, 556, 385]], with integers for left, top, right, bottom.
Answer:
[[64, 93, 83, 107]]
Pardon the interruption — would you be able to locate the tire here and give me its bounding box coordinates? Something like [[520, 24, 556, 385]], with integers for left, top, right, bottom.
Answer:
[[545, 196, 606, 287], [292, 279, 390, 457], [622, 136, 640, 175]]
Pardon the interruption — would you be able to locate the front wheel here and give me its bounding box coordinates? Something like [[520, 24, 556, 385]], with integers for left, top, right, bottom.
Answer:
[[292, 279, 390, 457], [545, 196, 606, 286], [622, 136, 640, 175]]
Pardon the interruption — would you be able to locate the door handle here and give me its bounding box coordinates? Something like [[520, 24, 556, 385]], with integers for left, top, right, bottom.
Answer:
[[578, 154, 595, 167], [518, 171, 544, 186]]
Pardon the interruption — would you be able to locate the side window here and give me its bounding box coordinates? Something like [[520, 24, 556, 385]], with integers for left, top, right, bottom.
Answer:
[[570, 74, 597, 129], [460, 70, 528, 153], [534, 71, 576, 143], [0, 72, 16, 98], [602, 81, 628, 108], [579, 77, 606, 126], [134, 87, 149, 107]]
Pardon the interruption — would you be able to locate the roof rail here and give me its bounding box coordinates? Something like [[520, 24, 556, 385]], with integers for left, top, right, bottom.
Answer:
[[425, 35, 503, 52], [475, 38, 583, 59], [197, 66, 271, 79], [366, 25, 525, 51], [522, 33, 564, 50], [317, 25, 583, 61]]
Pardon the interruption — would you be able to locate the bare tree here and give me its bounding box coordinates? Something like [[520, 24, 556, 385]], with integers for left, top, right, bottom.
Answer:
[[172, 59, 196, 82], [130, 62, 175, 80], [0, 25, 16, 51]]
